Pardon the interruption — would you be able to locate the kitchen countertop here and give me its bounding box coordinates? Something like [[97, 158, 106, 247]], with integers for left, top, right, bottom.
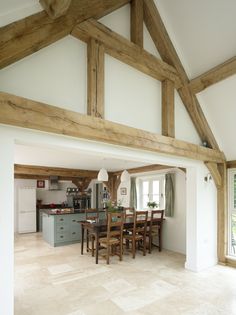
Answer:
[[41, 208, 105, 215]]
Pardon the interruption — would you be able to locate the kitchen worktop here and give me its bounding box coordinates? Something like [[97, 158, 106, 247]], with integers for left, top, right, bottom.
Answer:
[[41, 208, 105, 216]]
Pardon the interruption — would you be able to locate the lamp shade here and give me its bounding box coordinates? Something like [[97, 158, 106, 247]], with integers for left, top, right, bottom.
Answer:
[[97, 168, 108, 181], [120, 169, 130, 182]]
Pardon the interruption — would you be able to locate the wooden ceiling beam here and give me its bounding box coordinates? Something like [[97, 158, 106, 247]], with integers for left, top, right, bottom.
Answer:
[[112, 164, 175, 176], [87, 39, 105, 118], [143, 0, 219, 150], [162, 79, 175, 138], [0, 92, 225, 163], [226, 160, 236, 168], [71, 19, 182, 88], [189, 56, 236, 94], [0, 0, 130, 69], [14, 164, 98, 178], [131, 0, 144, 47], [39, 0, 72, 19], [205, 162, 222, 187]]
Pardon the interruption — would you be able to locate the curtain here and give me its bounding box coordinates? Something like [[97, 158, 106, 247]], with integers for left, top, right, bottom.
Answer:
[[165, 173, 175, 217], [130, 177, 137, 209]]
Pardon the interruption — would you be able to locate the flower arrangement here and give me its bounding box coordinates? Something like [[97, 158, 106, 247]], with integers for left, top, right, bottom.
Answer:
[[147, 201, 159, 209], [106, 200, 124, 212]]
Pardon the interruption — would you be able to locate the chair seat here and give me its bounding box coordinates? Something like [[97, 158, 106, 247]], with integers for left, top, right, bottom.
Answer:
[[124, 233, 143, 241], [99, 237, 120, 245]]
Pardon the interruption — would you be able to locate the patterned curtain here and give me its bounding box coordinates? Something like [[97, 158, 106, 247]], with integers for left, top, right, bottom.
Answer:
[[130, 177, 137, 209], [165, 173, 175, 217]]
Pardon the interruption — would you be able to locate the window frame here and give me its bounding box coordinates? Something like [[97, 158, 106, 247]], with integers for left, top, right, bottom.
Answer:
[[137, 174, 165, 210], [228, 169, 236, 257]]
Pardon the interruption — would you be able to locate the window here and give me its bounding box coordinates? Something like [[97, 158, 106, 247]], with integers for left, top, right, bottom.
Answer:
[[138, 175, 165, 210], [228, 170, 236, 257]]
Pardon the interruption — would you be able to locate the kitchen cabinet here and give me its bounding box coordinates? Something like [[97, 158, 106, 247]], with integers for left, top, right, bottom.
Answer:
[[42, 211, 106, 247]]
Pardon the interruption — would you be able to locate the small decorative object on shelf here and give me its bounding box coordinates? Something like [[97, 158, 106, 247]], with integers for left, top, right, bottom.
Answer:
[[147, 201, 159, 209]]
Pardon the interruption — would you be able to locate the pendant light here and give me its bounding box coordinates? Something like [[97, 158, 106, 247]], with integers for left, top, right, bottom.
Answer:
[[97, 168, 108, 181], [120, 169, 130, 182]]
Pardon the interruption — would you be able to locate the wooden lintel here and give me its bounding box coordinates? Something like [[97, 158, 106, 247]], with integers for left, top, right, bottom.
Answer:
[[39, 0, 72, 19], [162, 79, 175, 138], [0, 0, 130, 69], [87, 38, 105, 118], [189, 56, 236, 94], [143, 0, 219, 150], [72, 19, 182, 88], [14, 164, 98, 178], [205, 162, 222, 187], [112, 164, 175, 176], [131, 0, 144, 47], [0, 92, 225, 163], [226, 160, 236, 169]]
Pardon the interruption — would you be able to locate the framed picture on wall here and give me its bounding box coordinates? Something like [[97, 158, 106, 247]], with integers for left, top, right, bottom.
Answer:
[[120, 187, 127, 195], [37, 180, 45, 189]]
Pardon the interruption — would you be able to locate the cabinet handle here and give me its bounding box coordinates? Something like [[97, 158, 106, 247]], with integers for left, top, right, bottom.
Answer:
[[60, 236, 64, 238], [60, 227, 64, 230], [72, 232, 76, 235], [72, 219, 76, 222], [60, 218, 64, 221]]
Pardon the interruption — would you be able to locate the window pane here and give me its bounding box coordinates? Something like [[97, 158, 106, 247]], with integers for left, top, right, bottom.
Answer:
[[153, 180, 160, 195], [231, 213, 236, 256], [234, 175, 236, 209], [143, 181, 149, 194], [143, 194, 149, 208], [152, 194, 160, 206]]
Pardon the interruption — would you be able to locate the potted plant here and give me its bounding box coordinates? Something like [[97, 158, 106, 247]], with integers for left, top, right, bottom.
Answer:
[[106, 200, 124, 213], [147, 201, 159, 209]]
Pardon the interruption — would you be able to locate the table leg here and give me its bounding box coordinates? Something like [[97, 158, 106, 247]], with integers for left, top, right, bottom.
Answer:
[[81, 225, 84, 255], [95, 232, 99, 264]]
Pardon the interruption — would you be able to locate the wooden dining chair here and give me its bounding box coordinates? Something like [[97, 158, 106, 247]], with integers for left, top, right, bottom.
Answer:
[[123, 210, 148, 259], [85, 208, 99, 256], [98, 212, 124, 264], [147, 210, 164, 253]]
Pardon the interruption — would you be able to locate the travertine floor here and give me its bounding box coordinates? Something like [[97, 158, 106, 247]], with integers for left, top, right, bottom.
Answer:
[[15, 233, 236, 315]]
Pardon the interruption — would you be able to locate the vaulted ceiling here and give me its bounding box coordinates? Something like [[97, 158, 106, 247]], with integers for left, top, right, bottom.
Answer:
[[1, 0, 236, 159]]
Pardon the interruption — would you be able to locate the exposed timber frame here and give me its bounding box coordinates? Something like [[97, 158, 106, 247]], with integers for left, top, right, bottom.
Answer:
[[0, 0, 130, 69], [0, 92, 224, 163], [87, 38, 105, 118], [71, 19, 181, 88], [130, 0, 144, 47], [162, 79, 175, 138], [189, 56, 236, 94], [39, 0, 72, 19]]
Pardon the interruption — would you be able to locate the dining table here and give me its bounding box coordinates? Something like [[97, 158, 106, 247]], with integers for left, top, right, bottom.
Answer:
[[80, 216, 163, 264]]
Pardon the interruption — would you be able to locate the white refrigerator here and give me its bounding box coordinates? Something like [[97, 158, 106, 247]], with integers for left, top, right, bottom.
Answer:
[[18, 187, 36, 233]]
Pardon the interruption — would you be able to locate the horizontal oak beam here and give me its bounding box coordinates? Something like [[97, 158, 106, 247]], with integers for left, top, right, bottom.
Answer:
[[39, 0, 72, 19], [14, 164, 98, 178], [226, 160, 236, 168], [112, 164, 175, 176], [0, 92, 225, 163], [72, 19, 182, 88], [0, 0, 130, 69], [189, 56, 236, 94]]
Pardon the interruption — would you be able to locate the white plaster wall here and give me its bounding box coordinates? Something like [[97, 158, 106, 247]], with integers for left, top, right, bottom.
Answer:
[[0, 36, 87, 114]]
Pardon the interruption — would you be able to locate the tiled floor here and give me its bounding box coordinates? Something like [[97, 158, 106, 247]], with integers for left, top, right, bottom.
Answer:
[[15, 233, 236, 315]]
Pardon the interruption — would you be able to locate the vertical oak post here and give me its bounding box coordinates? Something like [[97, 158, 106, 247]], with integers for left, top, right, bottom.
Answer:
[[162, 79, 175, 137], [87, 38, 105, 118], [131, 0, 143, 47]]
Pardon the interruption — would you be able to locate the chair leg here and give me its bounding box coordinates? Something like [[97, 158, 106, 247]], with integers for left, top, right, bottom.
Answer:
[[86, 230, 89, 252], [91, 236, 95, 257], [143, 235, 146, 256], [149, 235, 153, 254], [120, 241, 123, 261], [159, 230, 162, 252], [132, 239, 136, 259], [107, 245, 110, 264]]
